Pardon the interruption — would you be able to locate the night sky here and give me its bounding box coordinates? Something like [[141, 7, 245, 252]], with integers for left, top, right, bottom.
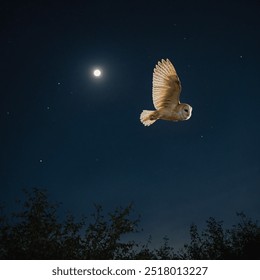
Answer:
[[1, 0, 260, 247]]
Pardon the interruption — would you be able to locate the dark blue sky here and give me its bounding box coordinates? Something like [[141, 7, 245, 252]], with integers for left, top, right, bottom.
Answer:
[[1, 0, 260, 247]]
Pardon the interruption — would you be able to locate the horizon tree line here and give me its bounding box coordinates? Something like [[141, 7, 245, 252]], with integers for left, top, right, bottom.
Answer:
[[0, 188, 259, 259]]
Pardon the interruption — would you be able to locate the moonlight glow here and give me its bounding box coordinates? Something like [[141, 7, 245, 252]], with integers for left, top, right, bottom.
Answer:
[[93, 69, 101, 77]]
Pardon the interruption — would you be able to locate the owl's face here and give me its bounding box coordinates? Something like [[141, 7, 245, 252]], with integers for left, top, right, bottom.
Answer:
[[178, 103, 192, 120]]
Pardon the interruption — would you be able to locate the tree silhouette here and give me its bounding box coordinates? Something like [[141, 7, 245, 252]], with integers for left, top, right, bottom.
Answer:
[[0, 188, 259, 259], [180, 214, 260, 260], [0, 188, 139, 259]]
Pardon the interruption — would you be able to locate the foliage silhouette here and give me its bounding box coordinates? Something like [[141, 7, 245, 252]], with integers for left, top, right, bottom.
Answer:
[[0, 188, 259, 259], [180, 214, 260, 260]]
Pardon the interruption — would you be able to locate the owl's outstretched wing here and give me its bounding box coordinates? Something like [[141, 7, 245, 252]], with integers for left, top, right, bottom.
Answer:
[[152, 59, 182, 110]]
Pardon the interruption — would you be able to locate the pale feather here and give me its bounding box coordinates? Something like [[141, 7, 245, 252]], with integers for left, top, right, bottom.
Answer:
[[152, 59, 182, 111]]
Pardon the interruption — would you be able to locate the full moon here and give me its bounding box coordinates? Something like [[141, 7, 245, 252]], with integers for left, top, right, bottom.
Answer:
[[93, 69, 101, 77]]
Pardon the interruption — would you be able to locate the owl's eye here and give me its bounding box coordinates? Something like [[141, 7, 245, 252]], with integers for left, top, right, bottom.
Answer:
[[184, 109, 189, 113]]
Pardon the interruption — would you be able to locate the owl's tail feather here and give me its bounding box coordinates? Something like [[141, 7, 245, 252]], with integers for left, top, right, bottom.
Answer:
[[140, 110, 158, 126]]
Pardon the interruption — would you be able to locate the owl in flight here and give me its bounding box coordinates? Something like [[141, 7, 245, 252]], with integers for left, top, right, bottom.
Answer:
[[140, 59, 192, 126]]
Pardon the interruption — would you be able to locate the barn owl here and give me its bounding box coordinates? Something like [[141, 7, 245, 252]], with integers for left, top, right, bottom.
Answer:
[[140, 59, 192, 126]]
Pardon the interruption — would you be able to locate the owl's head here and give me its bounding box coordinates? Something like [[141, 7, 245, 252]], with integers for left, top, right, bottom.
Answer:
[[179, 103, 192, 120]]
